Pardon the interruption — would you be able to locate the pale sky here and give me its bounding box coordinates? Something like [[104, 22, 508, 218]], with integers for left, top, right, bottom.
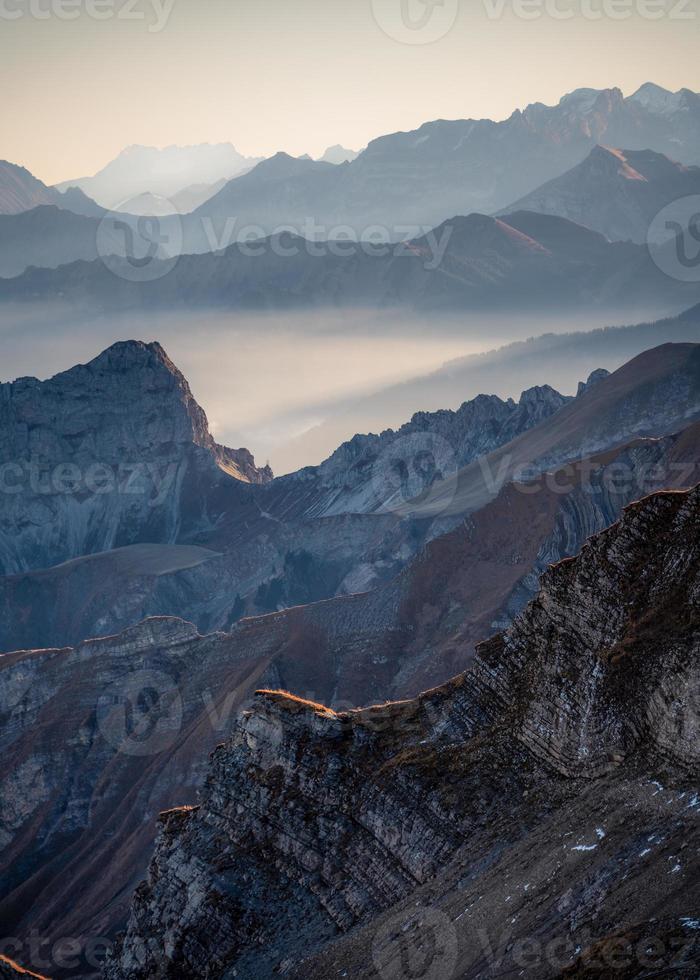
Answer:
[[1, 0, 699, 185]]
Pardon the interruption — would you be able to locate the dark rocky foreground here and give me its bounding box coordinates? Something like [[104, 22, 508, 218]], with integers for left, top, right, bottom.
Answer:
[[105, 485, 700, 979]]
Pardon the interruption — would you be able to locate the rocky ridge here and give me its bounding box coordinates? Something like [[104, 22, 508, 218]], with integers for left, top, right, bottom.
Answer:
[[502, 145, 700, 244], [2, 345, 700, 970], [105, 484, 700, 979], [3, 423, 698, 966], [282, 382, 570, 518]]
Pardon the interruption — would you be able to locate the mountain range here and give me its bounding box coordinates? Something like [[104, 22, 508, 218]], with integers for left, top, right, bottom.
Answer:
[[270, 303, 700, 472], [179, 84, 700, 246], [1, 336, 700, 974], [3, 209, 700, 314], [3, 82, 700, 292], [2, 79, 700, 980]]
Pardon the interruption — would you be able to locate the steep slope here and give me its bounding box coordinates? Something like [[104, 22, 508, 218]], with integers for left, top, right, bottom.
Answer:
[[0, 160, 58, 214], [104, 484, 700, 980], [170, 177, 227, 213], [0, 160, 102, 218], [0, 340, 270, 575], [502, 145, 700, 244]]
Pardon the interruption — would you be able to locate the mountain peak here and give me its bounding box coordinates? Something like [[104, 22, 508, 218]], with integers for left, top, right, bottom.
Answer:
[[577, 367, 611, 396], [556, 86, 624, 113], [251, 151, 327, 177], [628, 82, 689, 114], [319, 144, 359, 164]]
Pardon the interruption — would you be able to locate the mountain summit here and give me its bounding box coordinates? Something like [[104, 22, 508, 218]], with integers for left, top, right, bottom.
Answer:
[[503, 144, 700, 243], [0, 340, 271, 574]]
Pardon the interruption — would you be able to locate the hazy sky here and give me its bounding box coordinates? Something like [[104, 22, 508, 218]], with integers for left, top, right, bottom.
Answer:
[[1, 0, 699, 185]]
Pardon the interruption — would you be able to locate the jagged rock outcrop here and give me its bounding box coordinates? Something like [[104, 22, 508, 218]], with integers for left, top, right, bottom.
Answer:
[[105, 485, 700, 979], [577, 367, 610, 396], [0, 340, 270, 575], [283, 384, 570, 517], [407, 342, 700, 519]]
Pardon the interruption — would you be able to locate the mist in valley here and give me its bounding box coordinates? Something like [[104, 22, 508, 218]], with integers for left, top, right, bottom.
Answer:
[[0, 300, 696, 474]]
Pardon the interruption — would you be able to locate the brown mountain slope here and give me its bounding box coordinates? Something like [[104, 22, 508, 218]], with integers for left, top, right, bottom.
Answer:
[[105, 483, 700, 979]]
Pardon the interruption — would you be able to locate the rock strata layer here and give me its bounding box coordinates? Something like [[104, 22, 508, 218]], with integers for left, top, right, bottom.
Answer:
[[105, 485, 700, 979]]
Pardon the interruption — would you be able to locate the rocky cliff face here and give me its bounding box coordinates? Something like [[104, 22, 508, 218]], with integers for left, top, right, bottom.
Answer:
[[0, 341, 271, 575], [6, 427, 698, 968], [105, 484, 700, 979]]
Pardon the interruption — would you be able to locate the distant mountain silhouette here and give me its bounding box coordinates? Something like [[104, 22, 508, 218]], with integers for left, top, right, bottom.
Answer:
[[502, 145, 700, 243]]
